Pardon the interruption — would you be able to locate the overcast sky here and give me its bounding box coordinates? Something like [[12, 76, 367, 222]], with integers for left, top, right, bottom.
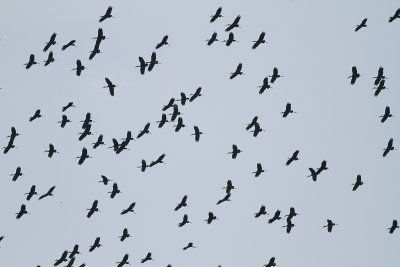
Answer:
[[0, 1, 400, 267]]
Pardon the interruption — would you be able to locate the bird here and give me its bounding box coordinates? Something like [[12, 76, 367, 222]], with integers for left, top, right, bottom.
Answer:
[[316, 160, 328, 175], [191, 126, 203, 142], [116, 254, 130, 267], [156, 114, 168, 128], [183, 242, 196, 250], [58, 115, 71, 128], [178, 214, 190, 227], [380, 106, 393, 123], [389, 8, 400, 23], [286, 150, 300, 166], [62, 102, 75, 112], [11, 167, 23, 181], [118, 228, 131, 241], [98, 175, 112, 185], [255, 205, 268, 218], [281, 103, 295, 117], [355, 18, 367, 31], [383, 138, 395, 157], [54, 250, 68, 266], [189, 87, 202, 102], [29, 109, 42, 121], [206, 32, 218, 46], [121, 202, 136, 215], [223, 32, 238, 46], [81, 113, 93, 129], [38, 186, 55, 200], [156, 35, 169, 49], [373, 80, 387, 97], [175, 195, 188, 211], [205, 212, 217, 224], [210, 7, 223, 23], [263, 257, 277, 267], [89, 237, 102, 252], [86, 200, 99, 218], [62, 40, 76, 51], [16, 204, 28, 219], [73, 60, 85, 76], [147, 52, 160, 71], [251, 122, 264, 137], [387, 220, 399, 234], [137, 160, 148, 172], [3, 140, 16, 154], [348, 66, 360, 85], [225, 15, 241, 31], [44, 143, 58, 158], [65, 257, 75, 267], [246, 116, 258, 130], [7, 126, 19, 141], [258, 77, 271, 94], [89, 42, 101, 60], [149, 154, 166, 167], [69, 244, 80, 259], [24, 54, 38, 69], [135, 57, 148, 75], [92, 135, 105, 149], [103, 78, 116, 96], [216, 193, 231, 205], [43, 51, 55, 66], [78, 124, 93, 141], [286, 207, 299, 220], [268, 210, 282, 224], [178, 92, 189, 106], [108, 183, 121, 199], [25, 185, 37, 201], [141, 252, 153, 263], [99, 6, 113, 22], [252, 163, 264, 177], [352, 175, 364, 191], [323, 219, 337, 232], [373, 66, 386, 85], [282, 218, 295, 233], [230, 63, 243, 79], [174, 117, 185, 132], [43, 32, 57, 52], [137, 123, 151, 139], [269, 67, 283, 83], [223, 180, 235, 194], [169, 104, 182, 122], [227, 144, 242, 159], [252, 32, 266, 49], [162, 98, 175, 111], [77, 147, 91, 165], [307, 167, 318, 181]]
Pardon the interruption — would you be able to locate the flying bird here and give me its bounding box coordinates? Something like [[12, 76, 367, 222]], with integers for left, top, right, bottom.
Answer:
[[103, 78, 116, 96], [62, 102, 75, 112], [205, 212, 217, 224], [121, 202, 136, 215], [227, 144, 242, 159], [383, 138, 395, 157], [216, 193, 231, 205], [89, 237, 102, 252], [210, 7, 223, 23], [174, 117, 186, 132], [191, 126, 203, 142], [58, 115, 71, 128], [380, 106, 393, 123], [251, 123, 264, 137], [246, 116, 258, 130], [355, 18, 367, 32], [109, 183, 121, 199], [24, 54, 38, 69], [156, 35, 169, 49], [149, 154, 166, 167], [316, 160, 328, 175], [206, 32, 218, 46], [69, 244, 80, 259], [38, 186, 55, 200], [117, 254, 130, 267], [264, 257, 277, 267], [137, 123, 151, 139], [225, 15, 241, 31], [54, 250, 68, 266], [255, 205, 268, 218], [269, 67, 283, 83], [178, 92, 189, 106], [223, 180, 235, 194], [373, 80, 387, 97], [43, 51, 55, 66], [307, 167, 318, 181], [162, 98, 175, 111], [389, 8, 400, 22], [286, 150, 300, 166], [223, 32, 238, 46], [77, 147, 91, 165], [352, 175, 364, 191], [138, 160, 148, 172], [189, 87, 202, 102], [230, 63, 243, 79], [135, 57, 148, 75], [252, 163, 264, 177], [388, 220, 399, 234], [282, 218, 295, 233], [92, 135, 105, 149], [348, 66, 360, 85], [156, 114, 168, 128], [141, 252, 153, 263], [73, 60, 85, 76], [43, 32, 57, 52], [268, 210, 282, 224], [118, 228, 131, 242], [147, 52, 160, 71], [183, 242, 196, 250], [373, 66, 386, 85], [175, 195, 188, 211], [99, 175, 112, 185], [44, 143, 58, 158], [25, 185, 37, 201], [252, 32, 266, 49], [178, 214, 190, 227], [323, 219, 337, 232], [286, 207, 299, 220], [16, 204, 28, 219], [29, 109, 42, 121], [99, 6, 113, 22], [62, 40, 76, 51], [281, 102, 295, 117], [258, 77, 271, 94], [11, 167, 23, 181], [86, 200, 99, 218]]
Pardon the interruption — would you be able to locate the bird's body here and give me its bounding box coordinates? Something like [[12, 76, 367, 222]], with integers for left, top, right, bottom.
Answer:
[[223, 180, 235, 194], [38, 186, 55, 200], [29, 109, 42, 121], [183, 242, 196, 250], [136, 57, 148, 75], [286, 150, 300, 166], [258, 77, 271, 94], [149, 153, 166, 167], [223, 32, 237, 46], [255, 205, 268, 218], [281, 102, 295, 117], [383, 138, 395, 157], [121, 202, 136, 215], [269, 67, 283, 83], [264, 257, 276, 267], [268, 210, 281, 224], [43, 33, 57, 52], [25, 185, 37, 201], [92, 135, 105, 149], [323, 219, 337, 232], [355, 18, 367, 31], [117, 254, 130, 267], [77, 147, 90, 165], [58, 115, 71, 128], [348, 66, 360, 85], [253, 163, 264, 177], [380, 106, 393, 123], [137, 123, 151, 139], [252, 32, 266, 49], [54, 250, 68, 266], [44, 51, 55, 66], [389, 8, 400, 22], [99, 6, 113, 22], [228, 144, 242, 159], [230, 63, 243, 79], [178, 214, 190, 227], [86, 200, 99, 218], [207, 32, 218, 46], [316, 160, 328, 175], [246, 116, 258, 131], [73, 60, 85, 76], [205, 212, 217, 224], [103, 78, 116, 96], [62, 102, 75, 112], [157, 114, 168, 128], [25, 54, 38, 69], [44, 143, 58, 158], [217, 193, 231, 205], [388, 220, 399, 234], [191, 126, 203, 142], [175, 195, 188, 211], [156, 35, 169, 49], [141, 252, 153, 263], [283, 218, 295, 233], [16, 204, 28, 219], [147, 52, 159, 71], [225, 15, 241, 31], [89, 237, 101, 252], [174, 117, 185, 132], [210, 7, 222, 23], [119, 228, 131, 241], [286, 207, 299, 220], [109, 183, 120, 199], [308, 167, 318, 181], [62, 40, 76, 51], [352, 175, 363, 191], [11, 167, 23, 181], [189, 87, 202, 102]]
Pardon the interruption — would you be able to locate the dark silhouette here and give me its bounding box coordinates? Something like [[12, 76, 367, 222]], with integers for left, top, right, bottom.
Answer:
[[62, 102, 75, 112], [258, 77, 271, 94], [25, 185, 37, 201], [246, 116, 258, 130], [99, 175, 112, 185], [206, 32, 218, 46], [44, 143, 58, 158], [156, 114, 168, 128], [86, 200, 99, 218], [135, 57, 148, 75], [373, 67, 386, 85], [230, 63, 243, 79], [89, 237, 102, 252], [286, 207, 299, 220], [58, 115, 71, 128], [77, 147, 91, 165], [388, 220, 399, 234], [255, 205, 268, 218], [307, 167, 318, 181], [252, 163, 264, 177], [205, 212, 217, 224], [44, 51, 55, 66], [380, 106, 393, 123], [149, 154, 166, 167], [11, 167, 23, 181], [147, 52, 160, 71], [389, 8, 400, 22], [264, 257, 276, 267], [16, 204, 28, 219], [103, 78, 116, 96], [373, 80, 387, 97], [162, 98, 175, 111], [92, 135, 105, 149], [355, 18, 367, 31], [24, 54, 38, 69], [251, 123, 264, 137], [38, 186, 55, 200], [281, 102, 295, 117], [62, 40, 76, 51], [174, 117, 185, 132], [348, 66, 360, 85], [225, 15, 241, 31], [210, 7, 223, 23], [43, 33, 57, 52], [189, 87, 202, 102], [138, 160, 148, 172], [223, 32, 238, 46], [269, 67, 283, 83], [252, 32, 266, 49], [268, 210, 281, 224], [118, 228, 131, 241], [69, 244, 80, 259], [191, 126, 203, 142], [29, 109, 42, 121], [383, 138, 395, 157], [108, 183, 121, 199], [156, 35, 169, 49], [223, 180, 235, 194], [183, 242, 196, 250], [117, 254, 130, 267], [178, 214, 190, 227], [99, 6, 113, 22], [73, 60, 85, 76], [175, 195, 188, 211], [228, 144, 242, 159], [141, 252, 153, 263], [286, 150, 300, 166], [282, 218, 295, 233], [352, 175, 364, 191], [54, 250, 68, 266], [216, 193, 231, 205], [137, 123, 151, 139], [316, 160, 328, 175], [323, 219, 337, 232], [178, 92, 189, 106], [121, 202, 136, 215]]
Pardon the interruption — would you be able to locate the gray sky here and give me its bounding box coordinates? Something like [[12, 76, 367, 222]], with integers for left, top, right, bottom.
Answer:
[[0, 0, 399, 266]]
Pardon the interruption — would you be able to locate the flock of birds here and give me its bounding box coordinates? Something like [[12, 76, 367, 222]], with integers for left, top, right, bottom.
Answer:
[[1, 4, 400, 267]]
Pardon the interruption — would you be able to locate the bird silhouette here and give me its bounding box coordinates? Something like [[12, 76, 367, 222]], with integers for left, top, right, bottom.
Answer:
[[25, 185, 37, 201], [156, 35, 169, 49], [44, 143, 58, 158], [348, 66, 360, 85], [135, 57, 148, 75], [62, 40, 76, 51], [29, 109, 42, 121], [175, 195, 188, 211], [286, 207, 299, 220], [258, 77, 271, 94], [103, 78, 116, 96], [147, 52, 160, 71], [54, 250, 68, 266], [11, 167, 23, 181], [205, 212, 218, 224], [92, 135, 105, 149], [246, 116, 258, 131], [118, 228, 131, 241], [24, 54, 38, 69], [388, 220, 399, 234], [223, 180, 235, 194], [69, 244, 80, 259], [286, 150, 300, 166], [116, 254, 130, 267], [58, 115, 71, 128], [282, 218, 295, 233], [227, 144, 242, 159], [223, 32, 238, 46], [174, 117, 185, 132], [230, 63, 243, 79], [16, 204, 28, 219], [73, 60, 85, 76], [373, 79, 387, 97], [268, 210, 281, 224], [121, 202, 136, 215], [178, 214, 190, 227], [380, 106, 393, 123], [191, 126, 203, 142], [149, 153, 166, 167], [383, 138, 395, 157], [281, 102, 295, 117], [141, 252, 153, 263], [43, 51, 55, 66], [373, 66, 386, 85], [255, 205, 268, 218], [99, 6, 113, 22], [189, 87, 202, 102], [263, 257, 277, 267], [137, 160, 148, 172], [252, 163, 264, 177], [108, 183, 121, 199], [137, 123, 151, 139], [355, 18, 367, 31], [156, 114, 168, 128], [316, 160, 328, 175], [183, 242, 196, 250], [252, 32, 266, 49], [323, 219, 337, 232], [43, 33, 56, 52], [269, 67, 283, 83], [38, 186, 55, 200], [389, 8, 400, 22], [307, 167, 318, 181], [77, 147, 91, 165], [62, 102, 75, 112], [86, 200, 99, 218], [89, 237, 102, 252], [225, 15, 241, 31], [352, 175, 364, 191], [216, 193, 231, 205], [210, 7, 223, 23], [206, 32, 218, 46]]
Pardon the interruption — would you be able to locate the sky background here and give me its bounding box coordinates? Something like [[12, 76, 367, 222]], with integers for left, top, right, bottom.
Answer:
[[0, 0, 399, 266]]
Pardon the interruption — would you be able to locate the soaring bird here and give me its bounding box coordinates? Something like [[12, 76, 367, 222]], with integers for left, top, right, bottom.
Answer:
[[62, 102, 75, 112], [73, 60, 85, 76], [162, 98, 175, 111], [389, 8, 400, 23], [89, 237, 102, 252], [183, 242, 196, 250], [286, 150, 300, 166], [380, 106, 393, 123], [352, 175, 364, 191], [373, 80, 387, 97], [225, 15, 241, 31], [189, 87, 202, 102], [43, 51, 55, 66], [11, 167, 23, 181], [25, 185, 37, 201], [191, 126, 203, 142], [206, 32, 218, 46], [141, 252, 153, 263], [156, 35, 169, 49], [348, 66, 360, 85], [264, 257, 277, 267], [281, 102, 295, 117], [24, 54, 38, 69], [99, 6, 113, 22], [29, 109, 42, 121], [169, 104, 182, 122], [252, 32, 266, 49], [251, 123, 264, 137], [86, 200, 99, 218], [118, 228, 131, 242], [156, 114, 168, 128], [246, 116, 258, 130], [388, 220, 399, 234], [252, 163, 264, 177], [54, 250, 68, 266], [121, 202, 136, 215], [69, 244, 80, 259], [355, 18, 367, 31], [255, 205, 268, 218], [135, 57, 148, 75], [230, 63, 243, 79], [175, 195, 188, 211], [117, 254, 130, 267], [109, 183, 121, 199], [373, 66, 386, 85], [7, 126, 19, 141], [268, 210, 281, 224], [307, 167, 318, 181], [44, 143, 58, 158], [89, 42, 101, 60], [216, 193, 231, 205], [43, 32, 57, 52], [258, 77, 271, 94], [269, 67, 283, 83], [58, 115, 71, 128], [16, 204, 28, 219], [174, 117, 186, 132], [103, 78, 116, 96], [210, 7, 223, 23], [286, 207, 299, 220], [223, 180, 235, 194], [77, 147, 91, 165], [178, 214, 190, 227], [228, 144, 242, 159], [99, 175, 112, 185], [282, 218, 295, 233], [137, 123, 151, 139], [62, 40, 76, 51], [149, 154, 166, 167], [138, 160, 148, 172], [92, 135, 105, 149], [323, 219, 337, 232], [178, 92, 189, 106], [223, 32, 238, 46], [205, 212, 217, 224], [383, 138, 395, 157], [38, 186, 55, 200], [147, 52, 160, 71], [316, 160, 328, 175]]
